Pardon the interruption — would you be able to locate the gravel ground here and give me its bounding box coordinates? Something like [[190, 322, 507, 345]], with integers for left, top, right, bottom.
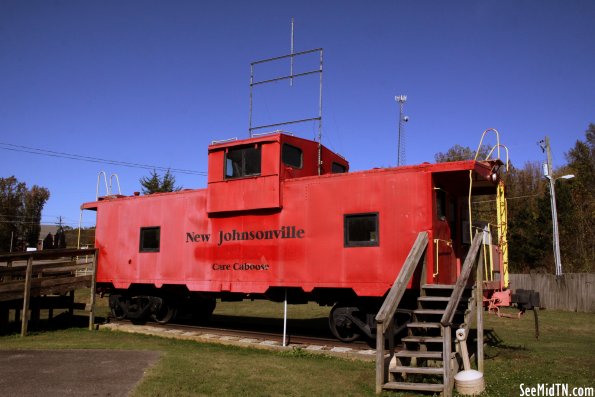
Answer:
[[0, 349, 161, 397]]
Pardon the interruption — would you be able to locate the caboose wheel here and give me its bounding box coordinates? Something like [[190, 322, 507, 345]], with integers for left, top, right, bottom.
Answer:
[[329, 304, 362, 342], [151, 297, 176, 324], [109, 294, 128, 320]]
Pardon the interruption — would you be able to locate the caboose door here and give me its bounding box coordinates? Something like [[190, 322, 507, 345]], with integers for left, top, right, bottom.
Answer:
[[434, 188, 457, 284]]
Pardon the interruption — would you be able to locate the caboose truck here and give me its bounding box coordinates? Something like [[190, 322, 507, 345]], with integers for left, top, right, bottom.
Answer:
[[81, 130, 522, 341]]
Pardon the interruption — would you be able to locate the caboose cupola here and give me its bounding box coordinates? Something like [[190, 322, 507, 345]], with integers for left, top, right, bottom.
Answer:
[[206, 132, 348, 213]]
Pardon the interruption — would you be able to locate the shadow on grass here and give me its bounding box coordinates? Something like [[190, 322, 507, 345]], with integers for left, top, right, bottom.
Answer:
[[181, 313, 335, 339], [464, 328, 530, 361], [0, 312, 107, 336]]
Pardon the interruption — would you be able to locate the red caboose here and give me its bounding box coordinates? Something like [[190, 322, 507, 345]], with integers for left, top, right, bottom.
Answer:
[[82, 131, 508, 340]]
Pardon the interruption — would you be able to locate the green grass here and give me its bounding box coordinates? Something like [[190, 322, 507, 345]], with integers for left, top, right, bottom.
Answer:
[[0, 302, 593, 397], [214, 299, 331, 320], [479, 309, 594, 396]]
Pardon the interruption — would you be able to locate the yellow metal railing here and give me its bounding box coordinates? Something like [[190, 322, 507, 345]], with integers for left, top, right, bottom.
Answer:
[[432, 238, 452, 278], [497, 181, 509, 288], [467, 128, 510, 289]]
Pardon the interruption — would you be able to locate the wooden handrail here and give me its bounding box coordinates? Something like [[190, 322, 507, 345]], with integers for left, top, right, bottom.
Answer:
[[375, 231, 429, 326], [376, 231, 428, 394], [440, 232, 483, 327]]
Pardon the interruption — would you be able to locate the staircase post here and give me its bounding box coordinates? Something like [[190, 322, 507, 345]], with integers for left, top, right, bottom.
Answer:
[[443, 325, 452, 397], [375, 321, 384, 394], [476, 247, 484, 372]]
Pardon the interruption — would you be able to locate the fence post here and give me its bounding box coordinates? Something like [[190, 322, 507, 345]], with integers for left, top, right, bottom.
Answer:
[[88, 249, 98, 330], [20, 255, 33, 337]]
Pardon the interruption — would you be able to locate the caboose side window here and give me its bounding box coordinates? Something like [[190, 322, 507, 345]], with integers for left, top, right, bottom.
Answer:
[[344, 213, 379, 247], [140, 226, 160, 252], [282, 144, 303, 168], [332, 162, 347, 173], [225, 145, 261, 179]]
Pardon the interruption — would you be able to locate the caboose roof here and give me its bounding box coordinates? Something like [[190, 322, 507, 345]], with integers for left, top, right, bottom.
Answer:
[[208, 131, 337, 154]]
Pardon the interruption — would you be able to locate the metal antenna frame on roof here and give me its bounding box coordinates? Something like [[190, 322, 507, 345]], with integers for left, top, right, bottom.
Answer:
[[248, 47, 324, 175]]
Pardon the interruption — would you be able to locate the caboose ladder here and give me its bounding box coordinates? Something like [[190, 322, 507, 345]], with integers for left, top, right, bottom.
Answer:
[[376, 232, 484, 396]]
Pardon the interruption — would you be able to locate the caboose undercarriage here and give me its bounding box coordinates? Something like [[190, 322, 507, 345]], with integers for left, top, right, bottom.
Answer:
[[102, 282, 418, 342]]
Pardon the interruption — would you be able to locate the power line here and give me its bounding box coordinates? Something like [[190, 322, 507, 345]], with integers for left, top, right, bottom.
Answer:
[[472, 194, 539, 204], [0, 141, 207, 176]]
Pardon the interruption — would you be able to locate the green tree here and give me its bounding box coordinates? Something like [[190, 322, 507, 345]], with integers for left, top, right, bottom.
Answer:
[[434, 144, 490, 162], [505, 162, 548, 272], [0, 176, 50, 252], [139, 169, 181, 195], [23, 186, 50, 248], [561, 124, 595, 272]]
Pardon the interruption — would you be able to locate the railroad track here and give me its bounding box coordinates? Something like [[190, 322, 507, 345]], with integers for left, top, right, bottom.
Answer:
[[103, 318, 378, 360]]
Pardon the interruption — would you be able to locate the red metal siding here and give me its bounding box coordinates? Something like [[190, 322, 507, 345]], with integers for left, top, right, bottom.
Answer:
[[94, 168, 433, 297]]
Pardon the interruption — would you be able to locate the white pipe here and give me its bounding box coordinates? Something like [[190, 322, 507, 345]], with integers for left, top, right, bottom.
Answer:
[[283, 289, 288, 347]]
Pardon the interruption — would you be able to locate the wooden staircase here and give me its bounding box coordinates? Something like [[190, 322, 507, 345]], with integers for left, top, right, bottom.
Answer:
[[384, 283, 474, 394], [375, 231, 485, 396]]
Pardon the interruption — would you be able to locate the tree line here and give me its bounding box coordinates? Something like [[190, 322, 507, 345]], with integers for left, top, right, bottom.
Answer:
[[0, 177, 50, 251], [436, 124, 594, 273], [506, 124, 594, 273]]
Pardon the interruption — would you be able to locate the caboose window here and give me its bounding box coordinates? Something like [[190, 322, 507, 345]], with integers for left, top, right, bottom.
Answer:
[[140, 227, 160, 252], [282, 144, 303, 168], [332, 162, 347, 173], [344, 213, 379, 247], [225, 145, 261, 179]]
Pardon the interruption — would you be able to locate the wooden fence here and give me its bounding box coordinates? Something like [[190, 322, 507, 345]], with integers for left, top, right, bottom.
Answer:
[[509, 273, 594, 313], [0, 248, 98, 336]]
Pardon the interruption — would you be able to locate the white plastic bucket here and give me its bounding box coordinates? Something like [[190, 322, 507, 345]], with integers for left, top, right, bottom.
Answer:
[[454, 369, 485, 395]]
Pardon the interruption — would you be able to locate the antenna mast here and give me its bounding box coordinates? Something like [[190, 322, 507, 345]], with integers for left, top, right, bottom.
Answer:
[[395, 95, 408, 166], [248, 19, 324, 174]]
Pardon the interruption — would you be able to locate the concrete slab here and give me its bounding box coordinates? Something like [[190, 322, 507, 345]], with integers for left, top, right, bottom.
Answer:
[[0, 349, 161, 397]]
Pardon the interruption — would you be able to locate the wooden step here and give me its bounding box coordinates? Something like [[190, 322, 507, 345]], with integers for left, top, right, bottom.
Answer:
[[383, 381, 444, 393], [406, 322, 441, 328], [414, 309, 446, 315], [402, 336, 444, 343], [422, 284, 455, 289], [390, 366, 443, 375], [395, 350, 442, 359], [417, 295, 451, 302]]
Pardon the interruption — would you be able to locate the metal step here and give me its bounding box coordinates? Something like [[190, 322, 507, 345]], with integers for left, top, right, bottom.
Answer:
[[394, 350, 442, 359], [401, 335, 444, 343], [390, 366, 443, 375], [383, 381, 444, 392], [406, 322, 441, 329]]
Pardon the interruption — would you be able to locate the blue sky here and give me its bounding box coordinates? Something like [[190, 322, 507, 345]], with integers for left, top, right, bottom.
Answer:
[[1, 0, 594, 228]]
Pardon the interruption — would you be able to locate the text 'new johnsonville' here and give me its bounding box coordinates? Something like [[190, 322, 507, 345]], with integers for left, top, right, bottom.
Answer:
[[185, 226, 306, 246]]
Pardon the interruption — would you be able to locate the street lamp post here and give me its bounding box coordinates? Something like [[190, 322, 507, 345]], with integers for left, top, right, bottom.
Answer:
[[544, 164, 574, 276], [540, 135, 576, 276]]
